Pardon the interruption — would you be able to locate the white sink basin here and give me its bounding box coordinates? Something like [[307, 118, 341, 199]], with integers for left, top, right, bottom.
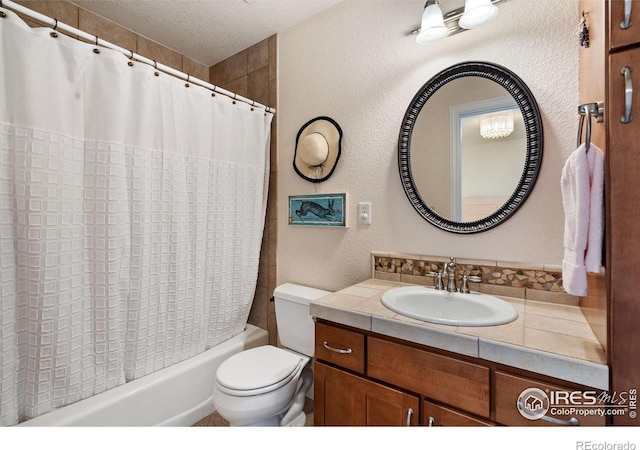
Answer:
[[380, 286, 518, 327]]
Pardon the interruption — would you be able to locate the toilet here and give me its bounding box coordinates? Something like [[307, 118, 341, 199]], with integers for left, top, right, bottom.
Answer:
[[212, 283, 330, 426]]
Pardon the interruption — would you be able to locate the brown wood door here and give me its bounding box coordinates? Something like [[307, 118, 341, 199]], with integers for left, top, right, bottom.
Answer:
[[610, 0, 640, 50], [608, 46, 640, 426], [423, 401, 494, 426], [314, 362, 419, 426], [495, 371, 606, 426]]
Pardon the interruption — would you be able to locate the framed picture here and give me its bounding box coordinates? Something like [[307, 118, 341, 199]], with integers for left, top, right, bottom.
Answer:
[[288, 193, 347, 227]]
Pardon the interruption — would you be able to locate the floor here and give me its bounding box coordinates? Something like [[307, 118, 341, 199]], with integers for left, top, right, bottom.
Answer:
[[193, 397, 314, 427]]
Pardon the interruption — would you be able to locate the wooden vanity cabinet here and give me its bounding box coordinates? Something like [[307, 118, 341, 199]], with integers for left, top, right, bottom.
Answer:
[[314, 362, 419, 426], [609, 0, 640, 50], [314, 320, 605, 427], [423, 401, 493, 427]]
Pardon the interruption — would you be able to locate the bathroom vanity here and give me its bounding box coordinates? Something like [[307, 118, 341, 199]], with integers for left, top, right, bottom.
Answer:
[[311, 279, 608, 427]]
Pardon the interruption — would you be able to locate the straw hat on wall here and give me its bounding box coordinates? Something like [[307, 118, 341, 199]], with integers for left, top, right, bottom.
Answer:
[[293, 116, 343, 183]]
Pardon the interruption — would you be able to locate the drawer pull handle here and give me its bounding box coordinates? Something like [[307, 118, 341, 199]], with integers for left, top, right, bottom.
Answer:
[[406, 408, 414, 427], [322, 341, 352, 354], [621, 0, 633, 30], [539, 415, 580, 426], [427, 416, 435, 427], [621, 66, 633, 124]]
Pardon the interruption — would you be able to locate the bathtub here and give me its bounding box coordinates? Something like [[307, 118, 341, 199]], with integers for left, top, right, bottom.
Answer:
[[18, 324, 268, 426]]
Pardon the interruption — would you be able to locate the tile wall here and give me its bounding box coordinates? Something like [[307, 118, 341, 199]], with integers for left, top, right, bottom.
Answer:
[[15, 1, 209, 80]]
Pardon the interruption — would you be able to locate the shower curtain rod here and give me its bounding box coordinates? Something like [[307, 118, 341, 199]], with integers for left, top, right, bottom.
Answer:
[[0, 0, 275, 114]]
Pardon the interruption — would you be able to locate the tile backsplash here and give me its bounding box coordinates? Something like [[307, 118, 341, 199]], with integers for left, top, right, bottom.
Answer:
[[372, 252, 578, 306]]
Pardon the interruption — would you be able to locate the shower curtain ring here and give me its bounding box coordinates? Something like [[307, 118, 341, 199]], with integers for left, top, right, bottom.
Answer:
[[233, 93, 237, 105], [93, 35, 100, 54], [185, 74, 190, 88], [50, 18, 58, 37], [251, 100, 255, 111], [152, 60, 159, 77]]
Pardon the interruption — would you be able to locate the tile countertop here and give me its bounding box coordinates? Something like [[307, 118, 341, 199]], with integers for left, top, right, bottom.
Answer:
[[310, 278, 609, 390]]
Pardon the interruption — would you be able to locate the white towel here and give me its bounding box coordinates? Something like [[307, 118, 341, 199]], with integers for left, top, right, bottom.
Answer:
[[560, 143, 604, 296]]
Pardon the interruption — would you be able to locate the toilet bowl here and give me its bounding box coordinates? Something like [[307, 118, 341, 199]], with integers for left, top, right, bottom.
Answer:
[[212, 283, 330, 426]]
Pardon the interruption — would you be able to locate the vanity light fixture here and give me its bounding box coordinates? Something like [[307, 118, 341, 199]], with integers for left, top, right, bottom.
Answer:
[[480, 114, 514, 139], [459, 0, 499, 29], [416, 0, 449, 44], [411, 0, 504, 43]]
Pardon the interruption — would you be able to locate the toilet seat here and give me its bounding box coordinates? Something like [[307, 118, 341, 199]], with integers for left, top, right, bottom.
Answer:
[[215, 345, 308, 397]]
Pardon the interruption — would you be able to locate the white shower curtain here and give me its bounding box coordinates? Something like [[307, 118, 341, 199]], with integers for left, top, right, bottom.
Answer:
[[0, 11, 272, 425]]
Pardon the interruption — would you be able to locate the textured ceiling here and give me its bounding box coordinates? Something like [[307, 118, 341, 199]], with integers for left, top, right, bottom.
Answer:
[[71, 0, 342, 66]]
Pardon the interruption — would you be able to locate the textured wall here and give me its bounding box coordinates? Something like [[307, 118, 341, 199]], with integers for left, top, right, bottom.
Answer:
[[278, 0, 579, 292]]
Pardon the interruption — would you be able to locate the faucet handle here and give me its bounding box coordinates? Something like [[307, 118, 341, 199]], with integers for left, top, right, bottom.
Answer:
[[426, 271, 444, 290], [459, 274, 482, 294]]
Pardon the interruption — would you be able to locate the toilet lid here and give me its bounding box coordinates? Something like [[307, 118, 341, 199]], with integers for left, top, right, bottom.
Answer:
[[216, 346, 305, 395]]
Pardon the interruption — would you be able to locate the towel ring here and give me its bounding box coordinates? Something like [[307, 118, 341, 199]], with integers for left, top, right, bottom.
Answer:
[[577, 102, 604, 152]]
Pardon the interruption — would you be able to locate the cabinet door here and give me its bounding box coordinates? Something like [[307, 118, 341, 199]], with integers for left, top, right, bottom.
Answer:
[[495, 371, 606, 426], [610, 0, 640, 49], [314, 362, 419, 426], [608, 46, 640, 426], [423, 401, 494, 426]]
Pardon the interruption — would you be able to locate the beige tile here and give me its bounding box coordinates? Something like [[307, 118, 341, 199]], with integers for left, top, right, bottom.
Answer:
[[525, 313, 597, 340], [356, 279, 399, 290], [352, 298, 396, 319], [457, 314, 525, 346], [78, 8, 136, 51], [400, 273, 432, 286], [247, 39, 269, 73], [209, 63, 221, 85], [338, 285, 382, 298], [268, 34, 277, 82], [524, 328, 606, 364], [374, 271, 401, 282], [247, 66, 269, 106], [543, 263, 563, 272], [182, 56, 209, 82], [525, 300, 588, 323], [217, 50, 247, 84], [222, 76, 248, 99], [525, 288, 579, 306], [479, 283, 525, 299], [371, 251, 391, 258], [137, 36, 182, 73], [16, 0, 79, 30], [315, 293, 368, 310], [206, 411, 229, 426]]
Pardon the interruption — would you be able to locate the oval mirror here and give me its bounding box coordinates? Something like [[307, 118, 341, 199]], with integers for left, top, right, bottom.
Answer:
[[398, 61, 543, 234]]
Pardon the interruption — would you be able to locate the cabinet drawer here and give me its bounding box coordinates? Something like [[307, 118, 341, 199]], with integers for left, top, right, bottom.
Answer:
[[610, 0, 640, 50], [315, 322, 365, 374], [368, 337, 490, 418], [424, 400, 493, 427], [495, 371, 606, 426]]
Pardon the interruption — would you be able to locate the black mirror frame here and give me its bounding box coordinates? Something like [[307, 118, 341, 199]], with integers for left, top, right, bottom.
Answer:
[[398, 61, 543, 234]]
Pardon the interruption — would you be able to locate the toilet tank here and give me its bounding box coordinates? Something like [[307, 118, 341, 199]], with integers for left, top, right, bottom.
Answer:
[[273, 283, 331, 357]]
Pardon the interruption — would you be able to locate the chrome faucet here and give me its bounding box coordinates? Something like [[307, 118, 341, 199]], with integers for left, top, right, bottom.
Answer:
[[442, 257, 458, 292]]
